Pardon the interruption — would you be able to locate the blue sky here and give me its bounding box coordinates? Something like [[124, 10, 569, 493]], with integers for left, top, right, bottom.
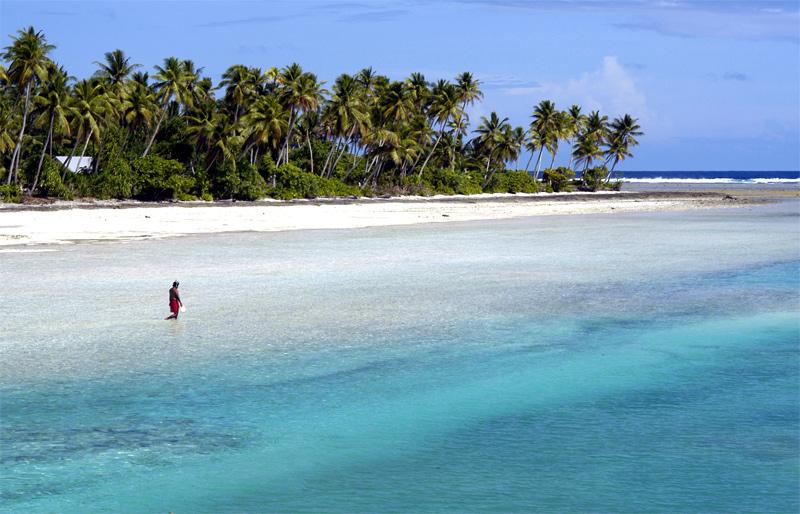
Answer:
[[2, 0, 798, 171]]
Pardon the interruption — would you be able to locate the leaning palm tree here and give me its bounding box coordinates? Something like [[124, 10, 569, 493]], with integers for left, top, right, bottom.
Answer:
[[142, 57, 195, 156], [572, 134, 603, 171], [604, 114, 642, 181], [119, 80, 157, 140], [418, 79, 461, 176], [546, 111, 573, 170], [66, 79, 110, 177], [31, 63, 73, 192], [320, 73, 366, 177], [3, 26, 54, 184]]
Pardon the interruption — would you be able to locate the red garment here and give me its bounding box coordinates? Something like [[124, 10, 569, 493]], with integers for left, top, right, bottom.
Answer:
[[170, 298, 180, 314]]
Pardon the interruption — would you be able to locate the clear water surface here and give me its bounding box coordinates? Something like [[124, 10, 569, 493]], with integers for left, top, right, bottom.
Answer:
[[1, 201, 798, 513]]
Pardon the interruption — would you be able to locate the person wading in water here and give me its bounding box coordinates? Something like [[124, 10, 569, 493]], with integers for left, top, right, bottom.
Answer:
[[165, 281, 183, 320]]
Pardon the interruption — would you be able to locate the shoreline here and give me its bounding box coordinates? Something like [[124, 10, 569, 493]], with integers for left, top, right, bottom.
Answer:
[[0, 191, 776, 247]]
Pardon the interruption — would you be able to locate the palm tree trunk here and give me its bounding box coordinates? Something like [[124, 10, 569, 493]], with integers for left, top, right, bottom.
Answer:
[[362, 155, 379, 186], [450, 104, 467, 172], [344, 145, 364, 180], [482, 153, 496, 189], [77, 128, 94, 174], [93, 138, 103, 173], [533, 146, 545, 180], [548, 146, 558, 170], [605, 159, 619, 182], [8, 81, 33, 184], [329, 125, 357, 178], [277, 107, 296, 166], [418, 116, 449, 177], [143, 103, 168, 157], [305, 128, 314, 175], [32, 112, 55, 193], [567, 137, 576, 170], [523, 150, 535, 175], [61, 136, 81, 181], [320, 136, 339, 177]]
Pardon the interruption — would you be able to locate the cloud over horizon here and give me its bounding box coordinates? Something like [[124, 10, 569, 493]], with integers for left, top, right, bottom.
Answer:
[[504, 56, 649, 121]]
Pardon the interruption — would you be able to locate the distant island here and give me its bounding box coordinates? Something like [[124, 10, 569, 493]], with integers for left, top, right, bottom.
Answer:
[[0, 26, 641, 204]]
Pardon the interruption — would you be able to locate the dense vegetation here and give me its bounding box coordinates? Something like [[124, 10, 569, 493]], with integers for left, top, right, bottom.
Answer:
[[0, 27, 642, 202]]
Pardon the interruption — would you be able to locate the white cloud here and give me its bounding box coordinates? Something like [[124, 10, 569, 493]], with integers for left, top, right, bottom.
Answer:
[[504, 56, 649, 121]]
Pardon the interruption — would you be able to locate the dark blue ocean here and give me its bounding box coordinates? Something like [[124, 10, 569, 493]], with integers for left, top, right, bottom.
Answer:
[[1, 201, 799, 513], [617, 170, 799, 190]]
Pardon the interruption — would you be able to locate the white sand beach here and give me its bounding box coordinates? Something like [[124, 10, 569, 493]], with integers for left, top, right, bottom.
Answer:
[[0, 192, 748, 247]]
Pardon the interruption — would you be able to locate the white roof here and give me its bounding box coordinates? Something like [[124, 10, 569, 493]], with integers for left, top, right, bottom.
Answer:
[[56, 156, 93, 173]]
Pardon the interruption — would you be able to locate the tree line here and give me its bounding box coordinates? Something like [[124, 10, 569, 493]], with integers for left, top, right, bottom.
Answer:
[[0, 26, 642, 202]]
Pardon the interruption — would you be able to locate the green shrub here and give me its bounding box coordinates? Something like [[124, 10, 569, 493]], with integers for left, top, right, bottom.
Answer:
[[428, 168, 484, 195], [37, 157, 72, 199], [90, 157, 134, 199], [542, 167, 575, 192], [0, 184, 22, 203], [486, 171, 539, 193], [236, 163, 269, 200], [130, 155, 193, 201], [580, 166, 607, 192], [271, 163, 360, 199]]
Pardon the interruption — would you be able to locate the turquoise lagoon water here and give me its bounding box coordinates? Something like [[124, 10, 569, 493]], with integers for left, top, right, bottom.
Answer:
[[1, 202, 799, 512]]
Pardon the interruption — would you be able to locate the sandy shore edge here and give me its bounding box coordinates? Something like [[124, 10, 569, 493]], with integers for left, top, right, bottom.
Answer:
[[0, 191, 766, 247]]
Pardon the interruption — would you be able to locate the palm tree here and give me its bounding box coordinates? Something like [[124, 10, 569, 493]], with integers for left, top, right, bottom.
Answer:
[[604, 114, 642, 180], [119, 80, 157, 138], [67, 79, 110, 176], [240, 95, 287, 165], [3, 26, 54, 184], [529, 100, 558, 180], [321, 73, 366, 177], [276, 64, 324, 166], [93, 49, 139, 89], [142, 57, 195, 156], [451, 72, 482, 171], [418, 79, 461, 176], [509, 126, 526, 170], [546, 111, 573, 170], [0, 99, 16, 158], [130, 71, 149, 87], [381, 81, 413, 124], [405, 72, 429, 110], [356, 67, 379, 97], [583, 110, 608, 144], [474, 112, 509, 186], [219, 64, 250, 123], [572, 134, 603, 171], [180, 59, 206, 107], [565, 104, 586, 169], [31, 63, 73, 192]]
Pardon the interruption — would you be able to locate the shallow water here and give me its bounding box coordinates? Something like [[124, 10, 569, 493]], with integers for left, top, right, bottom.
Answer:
[[1, 202, 799, 513]]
